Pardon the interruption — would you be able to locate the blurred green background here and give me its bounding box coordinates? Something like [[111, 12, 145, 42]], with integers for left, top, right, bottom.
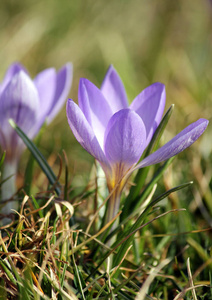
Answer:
[[0, 0, 212, 187]]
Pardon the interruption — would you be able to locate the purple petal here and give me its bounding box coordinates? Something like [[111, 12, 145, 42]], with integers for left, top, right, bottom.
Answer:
[[135, 118, 209, 169], [101, 65, 128, 113], [130, 83, 166, 147], [0, 71, 40, 158], [0, 63, 27, 94], [104, 109, 146, 170], [78, 78, 113, 148], [66, 99, 108, 165], [34, 67, 57, 122], [47, 63, 73, 123]]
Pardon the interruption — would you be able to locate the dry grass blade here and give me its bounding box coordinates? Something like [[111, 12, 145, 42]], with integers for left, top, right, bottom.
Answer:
[[139, 227, 212, 238], [19, 195, 30, 216], [79, 231, 112, 251], [29, 269, 44, 295], [187, 257, 197, 300], [54, 200, 74, 218], [69, 210, 122, 255], [38, 231, 70, 285], [111, 245, 132, 278], [106, 257, 113, 295], [25, 195, 55, 217], [193, 258, 212, 280], [173, 284, 210, 300], [138, 184, 157, 215], [135, 258, 171, 300], [111, 264, 145, 297], [35, 211, 51, 238]]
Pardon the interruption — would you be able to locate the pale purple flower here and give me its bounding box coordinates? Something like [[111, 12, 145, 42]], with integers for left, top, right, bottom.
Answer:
[[0, 62, 73, 163], [66, 65, 208, 196], [0, 62, 72, 220]]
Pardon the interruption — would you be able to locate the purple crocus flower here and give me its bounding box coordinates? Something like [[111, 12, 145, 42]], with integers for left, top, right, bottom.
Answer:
[[0, 62, 72, 220], [0, 62, 72, 163], [66, 65, 208, 223]]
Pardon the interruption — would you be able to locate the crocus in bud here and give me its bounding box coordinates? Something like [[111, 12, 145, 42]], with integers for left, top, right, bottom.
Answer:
[[66, 65, 208, 225], [0, 62, 73, 219]]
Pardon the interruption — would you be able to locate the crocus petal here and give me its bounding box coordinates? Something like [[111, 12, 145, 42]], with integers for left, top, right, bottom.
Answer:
[[47, 63, 73, 123], [130, 82, 166, 147], [104, 109, 146, 170], [135, 118, 209, 170], [0, 71, 39, 128], [78, 78, 113, 148], [101, 65, 128, 113], [34, 67, 57, 122], [0, 71, 40, 158], [0, 63, 27, 94], [66, 99, 108, 165]]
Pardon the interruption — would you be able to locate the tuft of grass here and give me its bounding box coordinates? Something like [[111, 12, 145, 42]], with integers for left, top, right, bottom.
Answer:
[[0, 182, 211, 299], [0, 111, 210, 299]]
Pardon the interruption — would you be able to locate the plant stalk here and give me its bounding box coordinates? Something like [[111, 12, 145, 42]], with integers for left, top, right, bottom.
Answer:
[[105, 186, 121, 246], [1, 159, 18, 224]]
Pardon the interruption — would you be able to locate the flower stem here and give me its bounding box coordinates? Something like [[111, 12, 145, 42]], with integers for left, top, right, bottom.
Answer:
[[1, 160, 18, 223], [105, 187, 121, 246]]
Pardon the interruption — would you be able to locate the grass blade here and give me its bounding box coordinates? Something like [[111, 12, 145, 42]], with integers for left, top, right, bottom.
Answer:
[[9, 119, 61, 195], [0, 151, 6, 169]]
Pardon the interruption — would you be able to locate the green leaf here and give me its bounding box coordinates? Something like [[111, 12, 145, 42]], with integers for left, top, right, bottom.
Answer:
[[9, 119, 61, 195], [0, 259, 16, 285], [31, 195, 44, 218], [147, 104, 175, 155], [0, 151, 6, 169], [72, 256, 86, 299], [119, 157, 174, 229], [24, 152, 35, 196]]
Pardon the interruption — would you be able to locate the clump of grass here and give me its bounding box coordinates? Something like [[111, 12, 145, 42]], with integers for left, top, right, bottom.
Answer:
[[0, 185, 212, 299], [0, 193, 76, 299], [0, 187, 211, 299], [0, 116, 211, 299]]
